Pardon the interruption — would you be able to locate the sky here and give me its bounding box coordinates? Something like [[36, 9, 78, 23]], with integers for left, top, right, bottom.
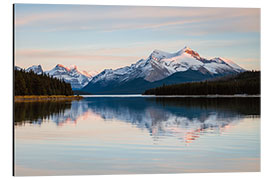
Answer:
[[14, 4, 260, 72]]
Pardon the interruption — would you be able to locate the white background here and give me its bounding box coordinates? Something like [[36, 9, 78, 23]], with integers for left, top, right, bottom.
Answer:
[[0, 0, 269, 180]]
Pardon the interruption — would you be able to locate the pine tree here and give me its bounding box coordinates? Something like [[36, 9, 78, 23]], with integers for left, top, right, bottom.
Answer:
[[14, 69, 74, 96]]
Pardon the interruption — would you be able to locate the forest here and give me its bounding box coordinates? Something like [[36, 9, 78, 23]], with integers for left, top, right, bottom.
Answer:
[[14, 69, 74, 96], [143, 71, 260, 95]]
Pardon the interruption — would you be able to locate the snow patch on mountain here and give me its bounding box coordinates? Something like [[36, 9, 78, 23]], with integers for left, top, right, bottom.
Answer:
[[215, 57, 243, 70]]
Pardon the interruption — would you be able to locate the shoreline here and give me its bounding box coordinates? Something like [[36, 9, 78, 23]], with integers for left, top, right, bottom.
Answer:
[[81, 94, 260, 98], [14, 95, 83, 102]]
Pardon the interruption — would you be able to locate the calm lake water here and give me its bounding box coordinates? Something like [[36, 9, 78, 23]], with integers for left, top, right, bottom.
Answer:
[[14, 96, 260, 176]]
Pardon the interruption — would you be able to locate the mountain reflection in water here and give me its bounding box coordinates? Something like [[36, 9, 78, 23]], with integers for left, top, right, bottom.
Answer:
[[15, 97, 260, 143]]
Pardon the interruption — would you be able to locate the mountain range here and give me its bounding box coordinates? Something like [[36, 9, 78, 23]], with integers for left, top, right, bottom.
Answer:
[[17, 64, 96, 89], [15, 46, 245, 94], [81, 46, 245, 94]]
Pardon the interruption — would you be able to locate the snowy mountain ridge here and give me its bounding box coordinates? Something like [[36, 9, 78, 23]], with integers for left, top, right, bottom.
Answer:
[[45, 64, 94, 89], [26, 65, 43, 75], [89, 46, 245, 84], [16, 64, 95, 90], [15, 46, 245, 92]]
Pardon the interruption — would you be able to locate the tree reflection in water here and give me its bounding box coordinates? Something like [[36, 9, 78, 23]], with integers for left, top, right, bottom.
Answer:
[[14, 97, 260, 143]]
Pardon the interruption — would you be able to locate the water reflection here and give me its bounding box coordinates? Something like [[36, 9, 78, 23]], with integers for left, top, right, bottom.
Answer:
[[15, 97, 260, 143], [15, 100, 88, 126], [85, 97, 260, 143], [15, 97, 260, 175]]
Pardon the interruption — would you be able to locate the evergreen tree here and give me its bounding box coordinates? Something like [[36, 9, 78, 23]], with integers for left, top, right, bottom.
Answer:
[[143, 71, 260, 95], [14, 69, 74, 96]]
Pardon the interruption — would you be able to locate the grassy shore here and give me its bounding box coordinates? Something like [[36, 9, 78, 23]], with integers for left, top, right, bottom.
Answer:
[[14, 95, 83, 102]]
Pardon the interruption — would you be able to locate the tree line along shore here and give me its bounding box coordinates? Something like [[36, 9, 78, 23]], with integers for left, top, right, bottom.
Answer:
[[143, 71, 260, 95], [14, 69, 82, 101]]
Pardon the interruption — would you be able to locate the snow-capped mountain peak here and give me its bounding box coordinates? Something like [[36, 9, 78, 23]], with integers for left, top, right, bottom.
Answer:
[[180, 46, 201, 60], [84, 46, 245, 89], [14, 66, 22, 71], [149, 49, 179, 61], [149, 46, 201, 62], [69, 65, 78, 71], [45, 64, 93, 89], [26, 65, 43, 75], [56, 64, 66, 68], [55, 64, 70, 70]]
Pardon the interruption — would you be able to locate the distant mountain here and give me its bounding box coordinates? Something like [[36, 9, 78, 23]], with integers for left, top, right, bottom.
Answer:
[[15, 64, 95, 90], [14, 66, 22, 71], [82, 46, 245, 94], [26, 65, 43, 75], [45, 64, 93, 90]]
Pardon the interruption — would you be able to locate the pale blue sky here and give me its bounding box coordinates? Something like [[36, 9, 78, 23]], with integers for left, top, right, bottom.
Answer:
[[14, 4, 260, 72]]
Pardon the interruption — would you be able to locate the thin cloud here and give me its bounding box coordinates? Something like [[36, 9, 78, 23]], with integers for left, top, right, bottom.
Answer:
[[15, 37, 254, 62], [15, 12, 69, 26], [15, 49, 141, 61], [15, 5, 260, 33]]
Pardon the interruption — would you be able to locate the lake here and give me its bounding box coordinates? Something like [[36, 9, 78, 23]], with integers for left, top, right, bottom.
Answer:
[[14, 96, 260, 176]]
